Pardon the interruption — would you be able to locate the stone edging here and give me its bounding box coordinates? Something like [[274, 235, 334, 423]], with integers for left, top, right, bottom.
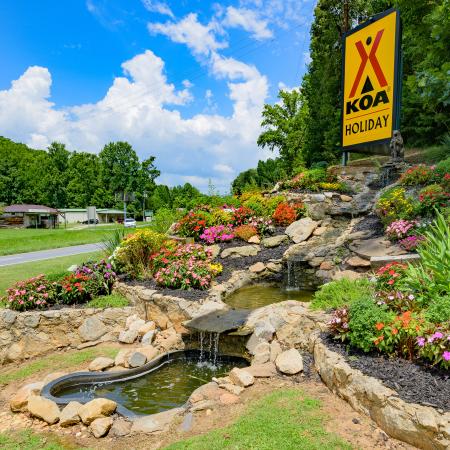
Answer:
[[0, 306, 137, 364]]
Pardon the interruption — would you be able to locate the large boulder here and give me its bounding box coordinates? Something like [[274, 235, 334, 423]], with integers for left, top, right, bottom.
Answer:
[[127, 351, 147, 368], [275, 349, 304, 375], [10, 382, 44, 412], [229, 368, 255, 387], [285, 218, 319, 243], [89, 357, 115, 372], [78, 398, 117, 425], [78, 317, 107, 342], [131, 408, 184, 433], [261, 235, 288, 248], [90, 417, 113, 438], [27, 395, 60, 424], [220, 245, 260, 259], [59, 401, 82, 427], [118, 329, 139, 344]]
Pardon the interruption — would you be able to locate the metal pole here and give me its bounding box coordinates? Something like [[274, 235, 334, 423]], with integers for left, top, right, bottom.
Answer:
[[342, 0, 350, 166]]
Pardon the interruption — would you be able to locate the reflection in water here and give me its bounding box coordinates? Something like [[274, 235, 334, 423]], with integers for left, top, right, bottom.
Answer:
[[55, 356, 246, 415], [225, 284, 313, 310]]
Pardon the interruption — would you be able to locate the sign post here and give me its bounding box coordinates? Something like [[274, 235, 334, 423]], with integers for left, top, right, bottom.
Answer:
[[341, 9, 402, 158]]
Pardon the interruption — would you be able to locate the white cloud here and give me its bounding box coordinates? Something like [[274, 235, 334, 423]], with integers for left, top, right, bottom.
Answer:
[[0, 50, 271, 193], [223, 6, 273, 40], [303, 51, 312, 65], [148, 13, 227, 57], [141, 0, 174, 18]]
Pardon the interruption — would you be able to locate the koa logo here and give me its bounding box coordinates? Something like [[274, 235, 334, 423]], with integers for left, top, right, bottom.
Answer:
[[346, 90, 389, 115]]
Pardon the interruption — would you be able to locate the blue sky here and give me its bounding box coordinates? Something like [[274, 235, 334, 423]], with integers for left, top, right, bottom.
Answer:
[[0, 0, 315, 192]]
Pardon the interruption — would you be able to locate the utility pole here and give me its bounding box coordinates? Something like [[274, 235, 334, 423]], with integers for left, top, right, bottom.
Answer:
[[342, 0, 350, 166]]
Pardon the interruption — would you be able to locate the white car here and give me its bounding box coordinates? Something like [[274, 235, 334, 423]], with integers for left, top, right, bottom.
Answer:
[[124, 218, 137, 228]]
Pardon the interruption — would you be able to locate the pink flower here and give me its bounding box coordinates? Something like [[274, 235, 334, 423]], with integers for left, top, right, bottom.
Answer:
[[443, 351, 450, 361]]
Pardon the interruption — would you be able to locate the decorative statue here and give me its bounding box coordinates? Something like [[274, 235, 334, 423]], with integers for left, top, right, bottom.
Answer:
[[390, 130, 404, 162]]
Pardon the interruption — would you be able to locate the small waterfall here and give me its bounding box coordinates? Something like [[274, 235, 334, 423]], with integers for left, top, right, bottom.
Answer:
[[284, 259, 322, 291], [198, 331, 205, 362], [197, 331, 221, 368]]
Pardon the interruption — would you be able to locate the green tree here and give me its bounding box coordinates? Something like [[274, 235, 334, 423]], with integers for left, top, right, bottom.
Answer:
[[257, 89, 308, 173]]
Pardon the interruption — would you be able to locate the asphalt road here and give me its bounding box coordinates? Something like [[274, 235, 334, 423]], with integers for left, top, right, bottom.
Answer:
[[0, 243, 102, 267]]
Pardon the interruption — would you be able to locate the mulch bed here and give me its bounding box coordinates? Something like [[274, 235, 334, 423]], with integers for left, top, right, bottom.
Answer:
[[322, 333, 450, 411]]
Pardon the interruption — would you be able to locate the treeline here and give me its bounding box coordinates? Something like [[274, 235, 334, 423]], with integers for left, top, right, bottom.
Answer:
[[0, 137, 214, 217], [233, 0, 449, 193]]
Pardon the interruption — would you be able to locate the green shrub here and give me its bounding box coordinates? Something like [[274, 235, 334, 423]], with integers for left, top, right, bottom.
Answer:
[[400, 211, 450, 303], [434, 156, 450, 178], [113, 229, 166, 277], [311, 278, 374, 311], [347, 297, 396, 353], [150, 208, 182, 234], [425, 296, 450, 323]]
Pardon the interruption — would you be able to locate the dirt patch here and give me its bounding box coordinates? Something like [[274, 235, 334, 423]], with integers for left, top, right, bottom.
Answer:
[[323, 333, 450, 411]]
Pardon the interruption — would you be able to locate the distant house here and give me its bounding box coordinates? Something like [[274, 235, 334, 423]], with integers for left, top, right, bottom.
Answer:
[[1, 204, 60, 228], [59, 208, 123, 224]]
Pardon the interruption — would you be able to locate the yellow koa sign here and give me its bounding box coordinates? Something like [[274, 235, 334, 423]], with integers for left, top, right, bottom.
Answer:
[[342, 9, 401, 150]]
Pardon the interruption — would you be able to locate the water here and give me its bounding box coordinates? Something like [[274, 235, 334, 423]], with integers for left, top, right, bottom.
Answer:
[[54, 352, 247, 416], [225, 284, 313, 310]]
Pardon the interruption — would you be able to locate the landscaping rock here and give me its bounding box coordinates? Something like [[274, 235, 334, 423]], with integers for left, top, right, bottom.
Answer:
[[89, 357, 115, 371], [78, 317, 108, 342], [114, 349, 131, 367], [249, 262, 265, 273], [270, 341, 282, 362], [285, 218, 319, 244], [220, 384, 244, 396], [78, 398, 117, 425], [254, 320, 275, 341], [248, 235, 260, 244], [127, 351, 147, 368], [59, 401, 82, 427], [313, 226, 327, 236], [262, 235, 288, 248], [319, 261, 334, 271], [229, 368, 255, 387], [347, 256, 371, 267], [10, 382, 44, 412], [266, 262, 282, 272], [110, 418, 132, 437], [220, 245, 260, 258], [119, 329, 139, 344], [253, 342, 271, 365], [206, 244, 221, 259], [247, 362, 277, 378], [332, 270, 363, 281], [135, 346, 158, 362], [128, 319, 146, 332], [340, 195, 353, 202], [137, 321, 156, 336], [90, 417, 113, 438], [131, 408, 184, 433], [27, 395, 60, 424], [141, 329, 156, 345], [275, 349, 304, 375], [126, 314, 140, 328]]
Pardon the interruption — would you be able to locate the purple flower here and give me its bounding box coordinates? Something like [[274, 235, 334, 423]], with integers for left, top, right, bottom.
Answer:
[[432, 332, 444, 340], [417, 337, 426, 347], [443, 351, 450, 361]]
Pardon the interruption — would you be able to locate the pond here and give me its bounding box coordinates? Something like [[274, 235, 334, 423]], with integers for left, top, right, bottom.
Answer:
[[225, 284, 314, 310], [44, 350, 247, 416]]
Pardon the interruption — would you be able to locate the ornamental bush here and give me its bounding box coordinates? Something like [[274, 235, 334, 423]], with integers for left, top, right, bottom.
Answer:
[[234, 224, 258, 241], [376, 187, 416, 225], [425, 296, 450, 324], [311, 278, 374, 311], [346, 297, 396, 353], [230, 206, 255, 226], [174, 211, 211, 240], [416, 325, 450, 369], [74, 259, 116, 296], [418, 184, 450, 213], [385, 219, 418, 241], [399, 164, 435, 186], [113, 229, 167, 277], [3, 275, 56, 311], [272, 203, 296, 226], [58, 273, 93, 305]]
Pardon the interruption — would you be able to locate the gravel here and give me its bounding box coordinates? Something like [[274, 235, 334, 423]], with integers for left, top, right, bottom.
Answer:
[[322, 333, 450, 411]]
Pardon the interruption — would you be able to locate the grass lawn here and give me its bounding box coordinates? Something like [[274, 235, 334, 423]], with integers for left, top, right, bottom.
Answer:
[[0, 227, 120, 256], [166, 389, 353, 450], [0, 430, 82, 450], [0, 223, 152, 256], [0, 346, 118, 385], [0, 251, 101, 295]]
